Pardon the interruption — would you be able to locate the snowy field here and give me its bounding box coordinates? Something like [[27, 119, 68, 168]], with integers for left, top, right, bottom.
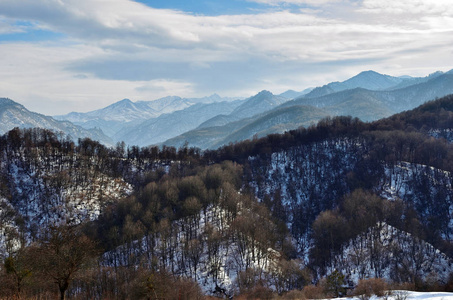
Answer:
[[327, 291, 453, 300]]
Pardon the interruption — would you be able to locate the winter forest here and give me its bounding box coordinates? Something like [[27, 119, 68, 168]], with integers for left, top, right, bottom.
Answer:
[[2, 95, 453, 299]]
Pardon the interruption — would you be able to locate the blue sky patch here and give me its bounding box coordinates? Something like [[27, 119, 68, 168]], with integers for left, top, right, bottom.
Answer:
[[133, 0, 278, 15], [0, 20, 65, 42], [0, 29, 65, 42]]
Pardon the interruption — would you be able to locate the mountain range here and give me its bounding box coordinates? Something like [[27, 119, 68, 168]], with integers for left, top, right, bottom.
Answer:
[[164, 70, 453, 149], [53, 94, 237, 137], [2, 68, 453, 149]]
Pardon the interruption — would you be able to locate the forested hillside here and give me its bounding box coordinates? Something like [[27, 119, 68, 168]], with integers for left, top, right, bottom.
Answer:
[[2, 95, 453, 299]]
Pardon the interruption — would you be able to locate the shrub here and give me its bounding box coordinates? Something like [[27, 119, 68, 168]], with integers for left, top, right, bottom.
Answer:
[[387, 282, 414, 300], [354, 278, 387, 300], [130, 269, 204, 300], [393, 290, 409, 300], [303, 284, 326, 299]]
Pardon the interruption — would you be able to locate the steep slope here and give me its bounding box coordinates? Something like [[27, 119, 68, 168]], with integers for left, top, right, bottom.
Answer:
[[212, 105, 330, 148], [163, 105, 329, 149], [199, 91, 289, 129], [0, 129, 133, 238], [0, 98, 112, 145]]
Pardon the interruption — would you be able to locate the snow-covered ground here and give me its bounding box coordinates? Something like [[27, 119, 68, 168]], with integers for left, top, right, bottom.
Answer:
[[326, 291, 453, 300], [103, 203, 282, 296]]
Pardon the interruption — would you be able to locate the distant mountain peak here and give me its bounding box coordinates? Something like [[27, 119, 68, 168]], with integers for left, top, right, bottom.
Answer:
[[0, 97, 21, 106], [246, 90, 278, 105], [256, 90, 273, 97], [348, 70, 390, 80], [357, 70, 380, 75], [116, 98, 133, 104], [0, 98, 26, 112], [304, 70, 412, 99], [108, 98, 135, 108]]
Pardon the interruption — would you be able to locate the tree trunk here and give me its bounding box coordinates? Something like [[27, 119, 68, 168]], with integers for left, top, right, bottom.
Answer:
[[59, 281, 69, 300]]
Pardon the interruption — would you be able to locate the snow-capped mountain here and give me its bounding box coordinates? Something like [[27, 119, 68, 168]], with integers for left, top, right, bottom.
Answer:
[[55, 94, 240, 138], [57, 98, 156, 124], [48, 69, 453, 149], [113, 99, 245, 147], [0, 98, 112, 145]]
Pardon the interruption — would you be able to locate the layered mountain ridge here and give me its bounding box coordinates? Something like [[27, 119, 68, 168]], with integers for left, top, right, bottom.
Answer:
[[163, 71, 453, 149], [3, 68, 453, 149]]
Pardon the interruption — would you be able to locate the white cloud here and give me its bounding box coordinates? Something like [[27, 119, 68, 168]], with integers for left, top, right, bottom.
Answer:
[[247, 0, 342, 6], [0, 0, 452, 115], [0, 42, 195, 115], [361, 0, 453, 16], [0, 0, 447, 64]]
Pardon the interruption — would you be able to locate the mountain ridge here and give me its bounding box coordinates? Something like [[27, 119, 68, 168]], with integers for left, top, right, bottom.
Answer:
[[0, 97, 113, 145], [162, 72, 453, 149]]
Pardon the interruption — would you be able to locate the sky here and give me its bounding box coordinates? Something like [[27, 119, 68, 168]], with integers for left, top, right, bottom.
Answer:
[[0, 0, 453, 115]]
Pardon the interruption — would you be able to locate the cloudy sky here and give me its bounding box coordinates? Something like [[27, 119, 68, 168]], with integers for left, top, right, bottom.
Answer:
[[0, 0, 452, 115]]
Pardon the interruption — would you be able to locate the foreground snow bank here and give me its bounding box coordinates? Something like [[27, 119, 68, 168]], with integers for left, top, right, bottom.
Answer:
[[324, 291, 453, 300]]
